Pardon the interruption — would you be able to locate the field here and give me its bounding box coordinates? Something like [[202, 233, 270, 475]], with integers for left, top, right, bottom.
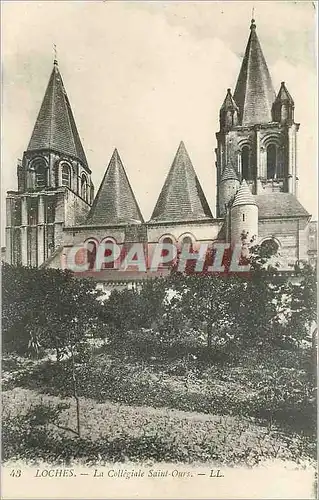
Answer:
[[2, 338, 316, 467]]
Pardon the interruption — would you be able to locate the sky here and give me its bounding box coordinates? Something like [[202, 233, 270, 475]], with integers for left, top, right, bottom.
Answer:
[[1, 1, 317, 245]]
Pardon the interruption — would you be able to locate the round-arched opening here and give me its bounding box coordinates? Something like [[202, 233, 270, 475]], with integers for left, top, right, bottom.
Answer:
[[61, 163, 71, 188], [267, 144, 277, 179], [101, 238, 117, 269], [31, 158, 47, 189], [260, 238, 279, 257], [85, 240, 98, 270], [161, 236, 175, 268], [241, 145, 251, 180], [81, 174, 88, 202], [180, 235, 194, 253]]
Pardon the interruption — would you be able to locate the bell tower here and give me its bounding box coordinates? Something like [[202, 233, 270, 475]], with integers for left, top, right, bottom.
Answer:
[[6, 58, 94, 267], [216, 19, 299, 217]]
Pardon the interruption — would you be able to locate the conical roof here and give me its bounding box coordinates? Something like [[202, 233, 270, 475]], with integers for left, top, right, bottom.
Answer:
[[150, 141, 213, 222], [220, 164, 239, 182], [220, 88, 239, 111], [232, 179, 256, 208], [274, 81, 294, 104], [86, 149, 144, 225], [233, 19, 276, 126], [27, 60, 88, 167]]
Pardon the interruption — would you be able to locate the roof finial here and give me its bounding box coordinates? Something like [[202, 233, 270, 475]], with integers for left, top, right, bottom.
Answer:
[[251, 7, 256, 29], [53, 43, 58, 65]]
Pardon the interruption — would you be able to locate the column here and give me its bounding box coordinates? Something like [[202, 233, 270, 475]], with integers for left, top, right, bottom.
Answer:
[[21, 196, 28, 265], [294, 124, 299, 197], [256, 129, 261, 179], [37, 195, 44, 266], [6, 198, 13, 226], [5, 228, 12, 264], [21, 227, 28, 266], [287, 127, 293, 193], [21, 196, 28, 225]]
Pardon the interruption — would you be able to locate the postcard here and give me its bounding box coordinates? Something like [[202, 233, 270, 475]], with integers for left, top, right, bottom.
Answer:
[[1, 1, 317, 499]]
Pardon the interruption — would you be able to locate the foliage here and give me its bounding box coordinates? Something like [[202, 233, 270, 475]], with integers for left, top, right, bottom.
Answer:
[[8, 343, 316, 437], [159, 238, 317, 350], [102, 278, 167, 341], [2, 263, 103, 359], [2, 392, 315, 466], [2, 240, 316, 468]]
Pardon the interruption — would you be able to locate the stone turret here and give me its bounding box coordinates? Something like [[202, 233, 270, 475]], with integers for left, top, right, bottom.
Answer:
[[218, 163, 240, 217], [5, 57, 93, 267], [272, 81, 295, 125], [230, 179, 258, 246], [219, 89, 239, 130]]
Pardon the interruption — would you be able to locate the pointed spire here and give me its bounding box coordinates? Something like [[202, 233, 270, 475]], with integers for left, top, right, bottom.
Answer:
[[232, 179, 256, 208], [86, 149, 144, 225], [272, 82, 295, 124], [274, 82, 294, 105], [220, 88, 239, 129], [220, 163, 239, 182], [233, 19, 276, 125], [27, 61, 88, 167], [150, 141, 213, 222], [220, 88, 239, 112]]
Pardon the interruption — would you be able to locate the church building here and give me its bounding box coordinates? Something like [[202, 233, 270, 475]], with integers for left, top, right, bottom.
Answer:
[[5, 19, 316, 283]]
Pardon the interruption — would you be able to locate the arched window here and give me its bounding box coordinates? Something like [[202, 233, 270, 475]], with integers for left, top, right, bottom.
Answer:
[[101, 238, 116, 269], [31, 158, 47, 189], [161, 236, 175, 268], [28, 197, 38, 225], [241, 146, 250, 180], [86, 240, 97, 270], [267, 144, 277, 179], [180, 235, 193, 252], [61, 163, 71, 188], [81, 174, 88, 202], [260, 238, 279, 257]]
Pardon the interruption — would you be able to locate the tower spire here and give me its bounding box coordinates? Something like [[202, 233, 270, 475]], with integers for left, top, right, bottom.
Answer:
[[27, 60, 88, 167], [233, 18, 275, 125]]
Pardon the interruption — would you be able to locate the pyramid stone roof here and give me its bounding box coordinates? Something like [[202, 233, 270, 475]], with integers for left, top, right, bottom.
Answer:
[[86, 149, 144, 225], [220, 89, 239, 111], [150, 141, 213, 222], [233, 20, 276, 126], [220, 164, 239, 182], [27, 61, 88, 167], [274, 81, 294, 105], [232, 179, 256, 208]]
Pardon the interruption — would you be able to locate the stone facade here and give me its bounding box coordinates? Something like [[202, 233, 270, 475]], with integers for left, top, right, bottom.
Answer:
[[5, 20, 316, 282]]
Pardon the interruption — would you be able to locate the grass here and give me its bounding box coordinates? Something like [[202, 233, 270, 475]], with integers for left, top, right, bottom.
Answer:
[[2, 387, 314, 467], [2, 343, 316, 466]]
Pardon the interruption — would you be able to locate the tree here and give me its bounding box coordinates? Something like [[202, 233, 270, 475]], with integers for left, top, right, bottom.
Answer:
[[164, 236, 317, 352], [164, 272, 239, 351], [2, 263, 103, 359], [2, 263, 105, 437], [102, 278, 167, 341]]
